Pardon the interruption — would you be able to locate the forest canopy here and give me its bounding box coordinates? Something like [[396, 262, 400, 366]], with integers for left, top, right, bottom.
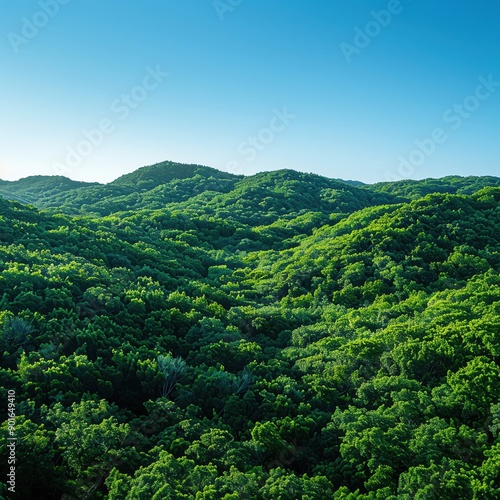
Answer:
[[1, 162, 499, 499]]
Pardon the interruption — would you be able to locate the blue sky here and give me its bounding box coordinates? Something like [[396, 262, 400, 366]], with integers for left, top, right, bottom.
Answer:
[[1, 0, 499, 183]]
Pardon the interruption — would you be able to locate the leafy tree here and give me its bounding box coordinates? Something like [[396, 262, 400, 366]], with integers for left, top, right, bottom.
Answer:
[[48, 398, 131, 498]]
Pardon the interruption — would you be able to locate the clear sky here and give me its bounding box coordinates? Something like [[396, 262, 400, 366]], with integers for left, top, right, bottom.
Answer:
[[1, 0, 499, 184]]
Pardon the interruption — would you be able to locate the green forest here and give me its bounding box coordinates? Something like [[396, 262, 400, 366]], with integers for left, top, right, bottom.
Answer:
[[1, 161, 499, 499]]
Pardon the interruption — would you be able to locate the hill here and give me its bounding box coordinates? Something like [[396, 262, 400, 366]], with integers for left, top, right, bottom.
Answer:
[[0, 162, 393, 219], [110, 160, 239, 189], [1, 163, 498, 221], [0, 175, 96, 205], [366, 175, 500, 200]]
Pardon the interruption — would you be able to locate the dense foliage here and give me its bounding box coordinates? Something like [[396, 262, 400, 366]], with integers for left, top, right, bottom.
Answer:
[[1, 162, 499, 499]]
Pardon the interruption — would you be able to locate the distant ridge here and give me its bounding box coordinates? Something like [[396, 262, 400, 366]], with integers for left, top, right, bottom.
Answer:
[[110, 161, 240, 190], [0, 161, 498, 219], [0, 175, 97, 205]]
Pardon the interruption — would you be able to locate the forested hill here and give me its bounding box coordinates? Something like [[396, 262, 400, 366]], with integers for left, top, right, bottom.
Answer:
[[0, 160, 498, 218], [1, 162, 500, 499]]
